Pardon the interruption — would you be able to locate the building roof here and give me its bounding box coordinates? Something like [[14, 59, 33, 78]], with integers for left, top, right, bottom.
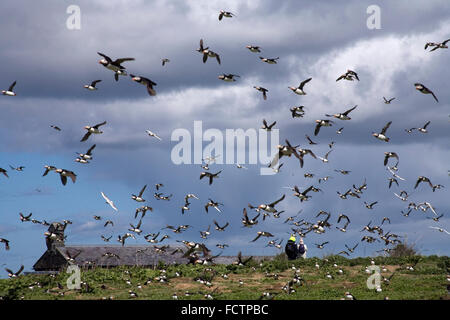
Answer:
[[33, 244, 190, 271]]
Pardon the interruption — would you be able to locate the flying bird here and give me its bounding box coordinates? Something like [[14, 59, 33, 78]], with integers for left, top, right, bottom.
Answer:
[[259, 57, 279, 64], [289, 78, 312, 95], [325, 105, 357, 120], [101, 192, 118, 211], [200, 170, 222, 185], [424, 39, 450, 51], [414, 83, 438, 102], [2, 81, 17, 96], [132, 185, 147, 202], [5, 265, 24, 278], [383, 97, 395, 104], [254, 86, 268, 100], [83, 80, 102, 91], [145, 130, 162, 140], [372, 121, 392, 142], [218, 10, 235, 20], [197, 39, 221, 64], [81, 121, 107, 142], [97, 52, 135, 81], [55, 169, 77, 186], [130, 74, 157, 96], [0, 238, 10, 251]]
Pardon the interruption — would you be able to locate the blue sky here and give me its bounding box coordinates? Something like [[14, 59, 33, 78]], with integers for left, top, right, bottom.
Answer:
[[0, 0, 449, 278]]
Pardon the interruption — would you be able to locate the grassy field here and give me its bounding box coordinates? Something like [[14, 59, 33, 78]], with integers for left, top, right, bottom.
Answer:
[[1, 255, 448, 300]]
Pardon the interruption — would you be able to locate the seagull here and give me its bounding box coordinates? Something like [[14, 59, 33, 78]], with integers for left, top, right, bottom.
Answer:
[[130, 74, 157, 96], [383, 97, 395, 104], [2, 81, 17, 96], [0, 168, 8, 178], [83, 80, 102, 91], [429, 227, 450, 235], [101, 192, 118, 211], [394, 190, 409, 201], [318, 150, 333, 163], [145, 130, 162, 140], [162, 58, 170, 66], [336, 127, 344, 134], [81, 121, 107, 142], [184, 193, 199, 202], [289, 78, 312, 95], [205, 198, 223, 213], [50, 125, 61, 131], [372, 121, 392, 142], [132, 185, 147, 202], [387, 166, 405, 181], [414, 83, 438, 103]]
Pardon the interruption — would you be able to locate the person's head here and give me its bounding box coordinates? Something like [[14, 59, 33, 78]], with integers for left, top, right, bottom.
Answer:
[[299, 238, 304, 244], [289, 236, 296, 242]]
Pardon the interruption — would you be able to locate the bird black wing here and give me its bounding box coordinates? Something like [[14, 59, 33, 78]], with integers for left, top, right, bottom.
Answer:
[[8, 81, 17, 92], [97, 52, 112, 62], [299, 78, 312, 89]]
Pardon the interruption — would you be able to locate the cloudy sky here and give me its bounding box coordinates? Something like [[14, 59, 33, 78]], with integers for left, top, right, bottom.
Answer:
[[0, 0, 449, 278]]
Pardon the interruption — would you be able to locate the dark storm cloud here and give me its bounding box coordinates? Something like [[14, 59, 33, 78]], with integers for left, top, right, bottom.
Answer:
[[1, 1, 450, 277]]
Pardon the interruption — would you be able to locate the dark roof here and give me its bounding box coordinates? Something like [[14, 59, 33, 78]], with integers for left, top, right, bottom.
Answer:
[[33, 243, 276, 271], [33, 244, 189, 271]]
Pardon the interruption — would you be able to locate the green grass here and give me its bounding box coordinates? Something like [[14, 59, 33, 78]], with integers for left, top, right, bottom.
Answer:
[[1, 255, 448, 300]]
